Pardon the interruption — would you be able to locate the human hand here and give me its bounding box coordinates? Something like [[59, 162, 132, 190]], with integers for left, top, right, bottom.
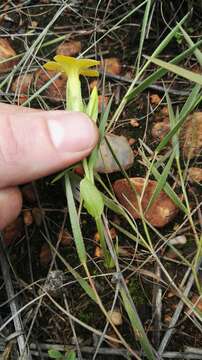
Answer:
[[0, 104, 98, 229]]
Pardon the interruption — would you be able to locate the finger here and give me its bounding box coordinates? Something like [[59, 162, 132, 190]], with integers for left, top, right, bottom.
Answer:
[[0, 103, 39, 113], [0, 110, 98, 188], [0, 187, 22, 230]]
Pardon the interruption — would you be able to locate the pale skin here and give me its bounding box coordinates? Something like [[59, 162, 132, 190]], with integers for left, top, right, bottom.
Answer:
[[0, 103, 98, 229]]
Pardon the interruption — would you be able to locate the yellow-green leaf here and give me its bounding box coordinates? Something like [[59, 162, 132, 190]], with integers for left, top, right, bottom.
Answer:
[[80, 177, 104, 218], [147, 56, 202, 86]]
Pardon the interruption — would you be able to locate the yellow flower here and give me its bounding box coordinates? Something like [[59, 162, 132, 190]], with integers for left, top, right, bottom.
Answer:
[[44, 55, 100, 78], [43, 55, 100, 112]]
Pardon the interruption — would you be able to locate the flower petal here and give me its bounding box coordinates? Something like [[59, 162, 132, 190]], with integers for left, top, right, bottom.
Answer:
[[54, 55, 76, 66], [43, 61, 62, 72], [80, 69, 99, 77], [77, 58, 100, 69]]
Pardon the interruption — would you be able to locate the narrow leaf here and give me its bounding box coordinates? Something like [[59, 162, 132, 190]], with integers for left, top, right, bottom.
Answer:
[[126, 38, 202, 102], [140, 147, 187, 214], [147, 56, 202, 85], [120, 286, 156, 360], [65, 174, 87, 264], [145, 150, 176, 212], [86, 86, 98, 122], [179, 25, 202, 66], [157, 84, 201, 152]]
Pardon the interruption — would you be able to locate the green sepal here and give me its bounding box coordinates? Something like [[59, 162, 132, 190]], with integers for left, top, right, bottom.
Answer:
[[80, 177, 104, 218], [86, 86, 98, 122]]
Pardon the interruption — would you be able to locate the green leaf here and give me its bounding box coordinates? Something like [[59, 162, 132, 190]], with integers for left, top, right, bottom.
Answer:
[[147, 56, 202, 85], [140, 146, 188, 214], [66, 351, 76, 360], [80, 177, 104, 218], [179, 25, 202, 67], [156, 84, 201, 152], [120, 286, 156, 360], [145, 150, 176, 212], [126, 38, 202, 102], [46, 237, 97, 302], [86, 86, 98, 122], [65, 174, 87, 264], [136, 0, 153, 73], [48, 349, 63, 359]]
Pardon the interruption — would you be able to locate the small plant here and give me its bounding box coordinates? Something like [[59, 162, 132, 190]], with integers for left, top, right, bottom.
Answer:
[[44, 55, 113, 268], [48, 349, 76, 360]]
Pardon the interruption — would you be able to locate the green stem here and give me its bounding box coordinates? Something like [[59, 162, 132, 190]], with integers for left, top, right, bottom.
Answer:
[[66, 71, 83, 112], [95, 216, 114, 268]]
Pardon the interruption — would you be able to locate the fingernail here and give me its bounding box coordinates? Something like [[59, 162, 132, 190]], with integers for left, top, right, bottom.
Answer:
[[47, 111, 97, 152]]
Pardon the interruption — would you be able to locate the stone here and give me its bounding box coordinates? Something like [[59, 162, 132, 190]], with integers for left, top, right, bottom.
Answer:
[[113, 177, 179, 227], [187, 167, 202, 183], [34, 68, 66, 102], [11, 73, 34, 105], [150, 94, 161, 105], [130, 118, 140, 127], [40, 244, 52, 266], [0, 38, 18, 73], [101, 57, 121, 75], [59, 229, 72, 246], [23, 210, 33, 226], [168, 235, 187, 245], [95, 134, 134, 173], [107, 309, 123, 326], [56, 40, 81, 56], [151, 120, 170, 140], [180, 112, 202, 159]]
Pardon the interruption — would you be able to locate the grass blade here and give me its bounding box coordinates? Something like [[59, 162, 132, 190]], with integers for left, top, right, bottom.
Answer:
[[147, 56, 202, 85], [120, 286, 157, 360], [65, 173, 87, 264], [145, 150, 176, 212], [139, 145, 187, 214], [156, 84, 201, 152], [136, 0, 153, 73], [179, 25, 202, 66], [126, 38, 202, 102]]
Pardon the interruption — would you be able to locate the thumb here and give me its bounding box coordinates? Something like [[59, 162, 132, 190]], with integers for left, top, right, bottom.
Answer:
[[0, 109, 98, 188]]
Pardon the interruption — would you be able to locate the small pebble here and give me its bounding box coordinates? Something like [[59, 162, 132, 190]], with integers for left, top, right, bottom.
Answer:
[[128, 137, 136, 146], [180, 112, 202, 159], [164, 314, 172, 323], [40, 244, 52, 266], [130, 118, 140, 127], [101, 57, 121, 75], [59, 229, 72, 246], [23, 210, 33, 226], [187, 167, 202, 183], [56, 40, 81, 56], [151, 120, 170, 140], [168, 235, 187, 246], [160, 106, 169, 116], [94, 246, 103, 257], [107, 309, 123, 326], [150, 94, 161, 105]]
